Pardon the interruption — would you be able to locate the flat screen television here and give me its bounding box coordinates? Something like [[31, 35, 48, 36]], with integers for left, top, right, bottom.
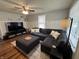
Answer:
[[7, 22, 23, 31]]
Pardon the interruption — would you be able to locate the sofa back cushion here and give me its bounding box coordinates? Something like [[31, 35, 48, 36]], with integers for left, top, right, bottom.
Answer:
[[40, 28, 66, 34], [40, 28, 52, 34], [52, 29, 65, 33]]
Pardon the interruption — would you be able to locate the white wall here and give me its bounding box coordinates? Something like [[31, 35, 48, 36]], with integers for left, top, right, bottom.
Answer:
[[0, 11, 27, 39], [27, 9, 69, 29], [26, 15, 38, 28], [69, 0, 79, 59], [45, 9, 69, 29]]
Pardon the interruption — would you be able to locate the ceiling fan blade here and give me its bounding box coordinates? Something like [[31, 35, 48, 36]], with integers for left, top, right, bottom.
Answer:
[[30, 7, 42, 9], [15, 6, 22, 9], [22, 6, 26, 11], [29, 9, 35, 12], [3, 0, 22, 6]]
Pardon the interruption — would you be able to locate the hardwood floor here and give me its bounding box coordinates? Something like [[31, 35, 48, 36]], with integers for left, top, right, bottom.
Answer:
[[0, 34, 29, 59], [0, 34, 50, 59]]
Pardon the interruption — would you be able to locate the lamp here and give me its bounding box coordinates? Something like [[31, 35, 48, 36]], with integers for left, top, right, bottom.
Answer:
[[22, 11, 29, 14], [60, 17, 73, 44], [60, 17, 70, 30]]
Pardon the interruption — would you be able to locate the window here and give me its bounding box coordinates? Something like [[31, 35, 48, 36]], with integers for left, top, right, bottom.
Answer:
[[69, 22, 78, 52], [38, 15, 45, 28], [67, 19, 78, 52]]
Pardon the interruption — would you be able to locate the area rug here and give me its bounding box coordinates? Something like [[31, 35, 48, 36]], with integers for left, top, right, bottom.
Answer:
[[11, 41, 50, 59], [27, 44, 50, 59]]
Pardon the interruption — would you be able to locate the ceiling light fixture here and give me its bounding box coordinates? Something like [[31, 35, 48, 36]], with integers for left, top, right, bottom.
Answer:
[[22, 11, 29, 14]]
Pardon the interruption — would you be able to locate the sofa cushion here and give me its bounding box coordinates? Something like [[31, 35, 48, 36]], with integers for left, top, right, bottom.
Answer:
[[31, 32, 48, 37], [31, 32, 48, 41], [41, 35, 57, 47]]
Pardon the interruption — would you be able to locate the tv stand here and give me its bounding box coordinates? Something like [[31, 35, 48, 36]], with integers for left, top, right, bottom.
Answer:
[[3, 28, 26, 40]]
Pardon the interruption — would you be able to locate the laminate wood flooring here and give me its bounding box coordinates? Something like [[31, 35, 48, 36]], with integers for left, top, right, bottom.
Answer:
[[0, 34, 29, 59], [0, 42, 28, 59]]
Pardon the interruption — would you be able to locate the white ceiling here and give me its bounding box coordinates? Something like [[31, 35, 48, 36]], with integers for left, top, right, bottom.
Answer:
[[0, 0, 74, 14]]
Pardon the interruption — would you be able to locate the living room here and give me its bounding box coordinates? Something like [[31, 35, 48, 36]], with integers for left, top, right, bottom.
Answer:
[[0, 0, 79, 59]]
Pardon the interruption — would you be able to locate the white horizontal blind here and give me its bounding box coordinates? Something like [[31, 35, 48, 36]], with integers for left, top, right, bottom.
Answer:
[[67, 19, 79, 52], [69, 21, 78, 52], [38, 15, 45, 28]]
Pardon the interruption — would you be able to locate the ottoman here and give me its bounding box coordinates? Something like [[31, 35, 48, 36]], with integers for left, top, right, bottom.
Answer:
[[16, 35, 40, 54]]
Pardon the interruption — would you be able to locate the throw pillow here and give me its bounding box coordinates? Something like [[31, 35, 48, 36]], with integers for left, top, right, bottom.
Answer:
[[50, 30, 60, 39]]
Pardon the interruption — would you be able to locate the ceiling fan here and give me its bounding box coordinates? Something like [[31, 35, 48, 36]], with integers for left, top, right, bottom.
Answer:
[[3, 0, 41, 14], [15, 5, 36, 14]]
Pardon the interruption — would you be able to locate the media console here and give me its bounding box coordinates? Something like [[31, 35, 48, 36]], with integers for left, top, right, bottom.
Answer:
[[3, 22, 27, 40]]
